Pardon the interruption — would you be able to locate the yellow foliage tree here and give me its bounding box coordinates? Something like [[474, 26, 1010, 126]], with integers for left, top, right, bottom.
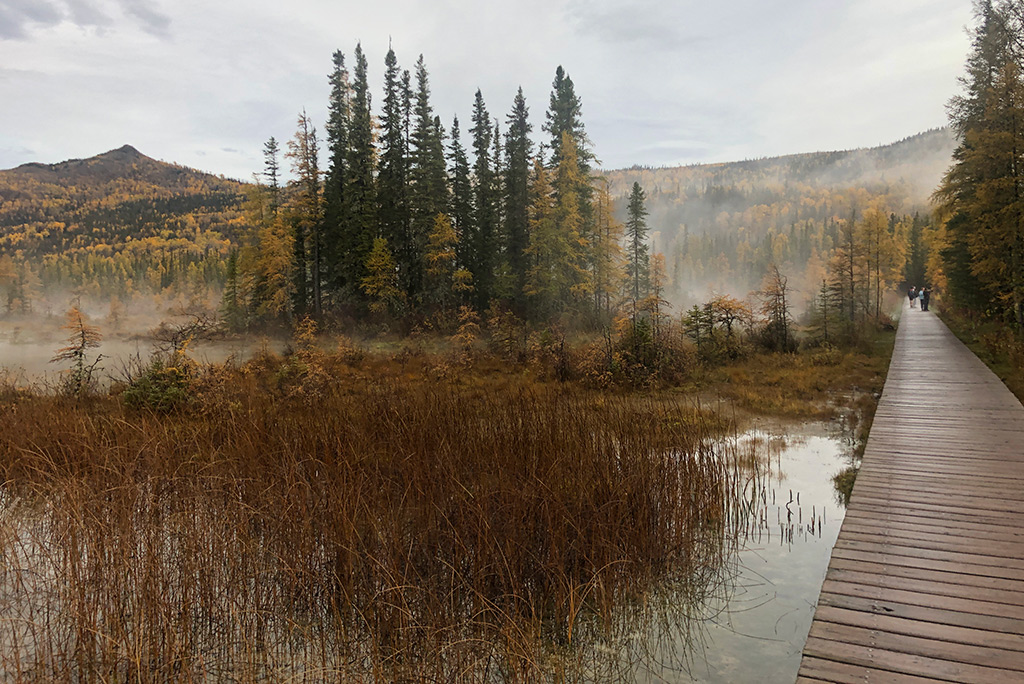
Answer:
[[362, 237, 404, 315]]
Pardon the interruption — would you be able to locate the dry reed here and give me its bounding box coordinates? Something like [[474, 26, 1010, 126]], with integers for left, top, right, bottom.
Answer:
[[0, 357, 748, 682]]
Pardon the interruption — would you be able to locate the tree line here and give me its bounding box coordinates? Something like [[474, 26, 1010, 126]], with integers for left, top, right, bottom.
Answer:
[[224, 46, 653, 331], [936, 0, 1024, 327]]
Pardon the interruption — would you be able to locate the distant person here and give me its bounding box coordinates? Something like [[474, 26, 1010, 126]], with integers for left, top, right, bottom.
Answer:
[[908, 286, 917, 308], [921, 287, 931, 312]]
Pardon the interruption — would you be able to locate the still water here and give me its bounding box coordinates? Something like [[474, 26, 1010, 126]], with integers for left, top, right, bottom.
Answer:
[[641, 425, 848, 683], [0, 323, 272, 385]]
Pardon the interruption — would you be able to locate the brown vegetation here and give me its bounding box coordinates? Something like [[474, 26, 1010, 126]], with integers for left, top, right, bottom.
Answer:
[[0, 344, 750, 681]]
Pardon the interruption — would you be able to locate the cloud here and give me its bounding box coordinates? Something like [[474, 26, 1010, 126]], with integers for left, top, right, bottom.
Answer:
[[121, 0, 170, 37], [0, 0, 63, 38], [0, 0, 169, 39], [567, 2, 693, 51]]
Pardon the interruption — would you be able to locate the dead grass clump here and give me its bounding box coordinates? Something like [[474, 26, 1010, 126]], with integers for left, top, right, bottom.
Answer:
[[0, 376, 740, 681]]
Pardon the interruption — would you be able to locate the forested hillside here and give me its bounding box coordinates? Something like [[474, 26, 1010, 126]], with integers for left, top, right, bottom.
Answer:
[[0, 145, 247, 312], [603, 128, 955, 303]]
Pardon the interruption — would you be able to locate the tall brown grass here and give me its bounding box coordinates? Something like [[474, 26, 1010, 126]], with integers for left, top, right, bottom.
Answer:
[[0, 352, 748, 682]]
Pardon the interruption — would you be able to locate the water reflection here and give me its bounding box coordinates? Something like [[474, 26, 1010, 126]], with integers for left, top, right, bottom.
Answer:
[[629, 425, 847, 683]]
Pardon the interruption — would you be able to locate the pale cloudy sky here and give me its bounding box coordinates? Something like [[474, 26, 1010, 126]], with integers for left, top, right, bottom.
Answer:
[[0, 0, 974, 180]]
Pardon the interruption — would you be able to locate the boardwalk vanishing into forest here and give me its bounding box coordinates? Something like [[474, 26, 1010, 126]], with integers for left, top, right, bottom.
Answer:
[[797, 302, 1024, 683]]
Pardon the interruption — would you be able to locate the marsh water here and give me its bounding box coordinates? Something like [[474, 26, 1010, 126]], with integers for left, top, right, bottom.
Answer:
[[0, 319, 275, 384], [636, 424, 848, 683]]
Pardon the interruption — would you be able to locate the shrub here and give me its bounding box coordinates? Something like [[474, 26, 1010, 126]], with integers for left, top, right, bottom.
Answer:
[[121, 352, 196, 412]]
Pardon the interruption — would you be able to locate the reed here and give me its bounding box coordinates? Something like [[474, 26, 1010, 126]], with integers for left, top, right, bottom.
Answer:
[[0, 353, 746, 681]]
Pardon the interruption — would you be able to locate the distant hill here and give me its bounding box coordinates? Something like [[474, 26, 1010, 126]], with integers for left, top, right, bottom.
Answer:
[[600, 128, 956, 302], [602, 128, 954, 239], [0, 145, 248, 258], [0, 145, 251, 305], [604, 128, 955, 199]]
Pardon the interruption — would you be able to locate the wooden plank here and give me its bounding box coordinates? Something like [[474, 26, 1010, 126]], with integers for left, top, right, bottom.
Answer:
[[832, 538, 1024, 579], [830, 545, 1024, 583], [802, 635, 1020, 682], [844, 498, 1024, 530], [827, 556, 1024, 595], [799, 305, 1024, 681], [818, 588, 1024, 636], [808, 620, 1024, 673], [811, 604, 1024, 653], [839, 486, 1024, 513], [853, 469, 1024, 488], [836, 529, 1024, 565], [824, 567, 1024, 608], [841, 507, 1024, 537], [819, 579, 1024, 624], [838, 518, 1024, 550], [799, 656, 946, 683]]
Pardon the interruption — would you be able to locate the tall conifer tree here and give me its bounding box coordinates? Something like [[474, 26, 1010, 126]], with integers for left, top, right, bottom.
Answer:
[[937, 0, 1015, 316], [343, 43, 377, 303], [503, 87, 533, 312], [625, 181, 650, 304], [544, 66, 592, 173], [408, 55, 449, 302], [263, 137, 281, 216], [544, 66, 596, 305], [470, 90, 497, 307], [379, 46, 411, 296], [448, 116, 474, 278], [324, 50, 351, 298]]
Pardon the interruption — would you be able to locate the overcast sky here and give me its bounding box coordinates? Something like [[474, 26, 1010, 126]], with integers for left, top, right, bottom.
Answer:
[[0, 0, 974, 180]]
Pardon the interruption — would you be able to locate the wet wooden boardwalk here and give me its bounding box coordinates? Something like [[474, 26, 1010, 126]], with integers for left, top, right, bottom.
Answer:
[[797, 304, 1024, 683]]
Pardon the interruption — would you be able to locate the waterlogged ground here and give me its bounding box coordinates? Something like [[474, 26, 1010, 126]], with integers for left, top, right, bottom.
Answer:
[[0, 321, 275, 384], [634, 423, 849, 683], [0, 320, 859, 682]]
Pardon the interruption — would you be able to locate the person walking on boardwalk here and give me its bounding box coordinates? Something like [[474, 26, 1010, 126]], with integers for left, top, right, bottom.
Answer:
[[921, 287, 931, 312], [908, 286, 917, 308]]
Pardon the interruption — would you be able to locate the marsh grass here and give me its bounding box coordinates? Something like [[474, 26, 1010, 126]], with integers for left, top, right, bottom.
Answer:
[[706, 334, 894, 420], [0, 349, 750, 682]]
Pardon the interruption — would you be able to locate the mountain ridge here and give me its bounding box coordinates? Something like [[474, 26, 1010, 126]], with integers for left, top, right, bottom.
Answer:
[[4, 128, 956, 191], [4, 144, 237, 189]]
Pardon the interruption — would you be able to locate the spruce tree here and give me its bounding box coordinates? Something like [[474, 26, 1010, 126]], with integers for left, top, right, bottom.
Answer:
[[378, 46, 411, 297], [470, 90, 497, 307], [503, 87, 533, 312], [544, 66, 593, 173], [543, 66, 596, 305], [491, 120, 507, 298], [408, 55, 449, 303], [625, 181, 650, 304], [448, 116, 474, 282], [342, 43, 378, 304], [324, 50, 351, 298], [263, 137, 281, 216]]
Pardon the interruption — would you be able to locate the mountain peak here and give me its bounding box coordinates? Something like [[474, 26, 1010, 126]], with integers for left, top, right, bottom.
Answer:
[[98, 144, 145, 161]]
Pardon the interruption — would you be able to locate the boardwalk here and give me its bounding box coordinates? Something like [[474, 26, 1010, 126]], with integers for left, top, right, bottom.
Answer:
[[797, 304, 1024, 683]]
